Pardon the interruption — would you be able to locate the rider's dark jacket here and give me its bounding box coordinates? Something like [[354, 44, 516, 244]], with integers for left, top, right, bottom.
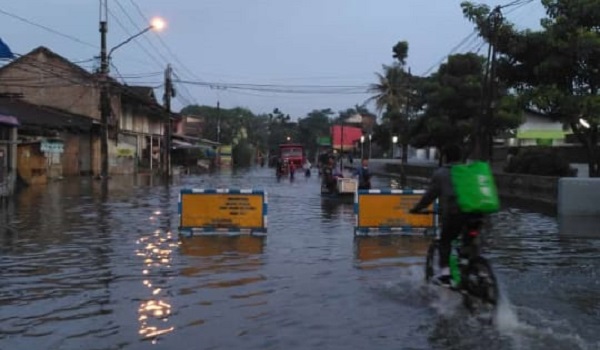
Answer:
[[411, 164, 461, 221]]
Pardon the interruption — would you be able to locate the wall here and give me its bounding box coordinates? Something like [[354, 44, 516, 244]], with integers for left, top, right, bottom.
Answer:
[[495, 145, 591, 164], [386, 162, 560, 207], [0, 127, 17, 197], [558, 178, 600, 216], [0, 52, 121, 121], [520, 113, 564, 132], [60, 133, 80, 176]]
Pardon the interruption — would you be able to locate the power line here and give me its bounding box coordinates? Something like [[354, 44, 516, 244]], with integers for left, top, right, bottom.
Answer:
[[421, 30, 479, 76], [172, 70, 199, 105], [0, 8, 97, 48]]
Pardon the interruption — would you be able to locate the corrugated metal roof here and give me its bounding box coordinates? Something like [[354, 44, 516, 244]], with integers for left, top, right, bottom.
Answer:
[[0, 99, 93, 131]]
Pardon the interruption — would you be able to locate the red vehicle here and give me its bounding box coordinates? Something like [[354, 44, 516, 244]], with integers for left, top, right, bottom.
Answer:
[[279, 143, 305, 169]]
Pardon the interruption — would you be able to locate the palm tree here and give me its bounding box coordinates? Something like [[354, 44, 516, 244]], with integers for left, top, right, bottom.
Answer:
[[368, 64, 411, 163]]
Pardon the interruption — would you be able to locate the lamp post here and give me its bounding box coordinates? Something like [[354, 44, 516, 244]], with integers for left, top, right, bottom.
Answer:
[[360, 135, 365, 159], [579, 118, 591, 129], [99, 12, 166, 179], [391, 136, 398, 159], [368, 133, 372, 159]]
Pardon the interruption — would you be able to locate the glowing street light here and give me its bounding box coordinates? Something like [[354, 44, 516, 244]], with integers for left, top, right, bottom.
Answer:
[[360, 135, 365, 159], [391, 136, 398, 159], [109, 17, 167, 58], [579, 118, 591, 129], [150, 17, 167, 31]]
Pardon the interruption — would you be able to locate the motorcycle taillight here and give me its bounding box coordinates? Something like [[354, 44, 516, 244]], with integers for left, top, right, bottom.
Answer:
[[469, 230, 479, 237]]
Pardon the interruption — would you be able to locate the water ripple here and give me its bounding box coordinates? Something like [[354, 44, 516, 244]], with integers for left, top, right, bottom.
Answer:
[[0, 167, 598, 349]]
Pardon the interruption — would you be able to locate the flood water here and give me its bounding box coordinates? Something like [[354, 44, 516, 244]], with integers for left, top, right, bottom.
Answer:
[[1, 166, 598, 350]]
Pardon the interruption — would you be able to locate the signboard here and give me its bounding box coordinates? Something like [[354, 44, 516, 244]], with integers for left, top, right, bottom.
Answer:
[[354, 189, 438, 235], [179, 189, 267, 235], [40, 141, 64, 154], [116, 147, 135, 157]]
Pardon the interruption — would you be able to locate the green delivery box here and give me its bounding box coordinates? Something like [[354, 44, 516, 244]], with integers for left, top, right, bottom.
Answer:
[[451, 161, 500, 213]]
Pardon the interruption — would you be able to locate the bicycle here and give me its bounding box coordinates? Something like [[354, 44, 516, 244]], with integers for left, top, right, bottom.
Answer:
[[416, 210, 499, 313]]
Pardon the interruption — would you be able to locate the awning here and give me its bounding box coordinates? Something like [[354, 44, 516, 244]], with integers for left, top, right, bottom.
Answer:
[[516, 129, 569, 139], [0, 114, 19, 127]]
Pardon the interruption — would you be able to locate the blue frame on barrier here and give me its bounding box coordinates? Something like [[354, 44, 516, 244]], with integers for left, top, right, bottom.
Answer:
[[354, 189, 439, 236], [178, 188, 268, 236]]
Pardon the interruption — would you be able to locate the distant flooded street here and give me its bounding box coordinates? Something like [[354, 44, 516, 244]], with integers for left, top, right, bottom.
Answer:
[[1, 166, 598, 350]]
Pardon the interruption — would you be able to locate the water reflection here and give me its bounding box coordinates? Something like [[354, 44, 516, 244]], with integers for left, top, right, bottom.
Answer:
[[136, 228, 177, 341], [135, 186, 177, 343], [354, 236, 430, 262], [178, 235, 266, 279], [179, 235, 266, 257], [320, 198, 354, 220], [354, 235, 430, 270]]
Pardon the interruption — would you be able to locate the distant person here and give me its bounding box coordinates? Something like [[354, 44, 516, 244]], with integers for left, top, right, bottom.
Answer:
[[318, 152, 329, 175], [353, 158, 372, 190], [321, 157, 338, 193], [303, 159, 311, 177], [289, 161, 295, 179], [275, 157, 283, 178]]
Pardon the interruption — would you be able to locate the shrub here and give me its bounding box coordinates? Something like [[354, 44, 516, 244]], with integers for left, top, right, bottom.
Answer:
[[504, 148, 577, 177]]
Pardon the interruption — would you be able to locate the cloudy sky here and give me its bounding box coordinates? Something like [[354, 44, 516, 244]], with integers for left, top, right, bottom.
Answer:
[[1, 0, 545, 117]]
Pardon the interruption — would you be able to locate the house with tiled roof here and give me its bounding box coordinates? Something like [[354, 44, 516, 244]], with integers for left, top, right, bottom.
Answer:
[[0, 46, 171, 185]]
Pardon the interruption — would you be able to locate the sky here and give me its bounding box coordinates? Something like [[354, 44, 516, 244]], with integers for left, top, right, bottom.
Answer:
[[0, 0, 546, 118]]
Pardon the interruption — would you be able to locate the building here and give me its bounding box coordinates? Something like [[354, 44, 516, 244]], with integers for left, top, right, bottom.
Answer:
[[0, 111, 18, 197], [0, 97, 94, 184], [0, 46, 170, 177], [509, 109, 570, 147]]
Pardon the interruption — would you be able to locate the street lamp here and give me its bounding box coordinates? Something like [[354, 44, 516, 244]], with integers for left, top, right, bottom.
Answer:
[[99, 15, 166, 179], [392, 136, 398, 159], [360, 135, 365, 159], [579, 118, 591, 129], [368, 133, 372, 159]]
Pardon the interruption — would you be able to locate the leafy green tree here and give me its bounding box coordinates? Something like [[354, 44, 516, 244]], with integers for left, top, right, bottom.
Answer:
[[180, 105, 267, 165], [266, 108, 298, 155], [462, 0, 600, 176], [298, 109, 334, 159], [368, 41, 413, 162], [410, 53, 521, 160]]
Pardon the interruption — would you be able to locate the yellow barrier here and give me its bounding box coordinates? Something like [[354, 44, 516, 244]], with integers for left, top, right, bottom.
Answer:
[[355, 189, 437, 235], [179, 189, 267, 234]]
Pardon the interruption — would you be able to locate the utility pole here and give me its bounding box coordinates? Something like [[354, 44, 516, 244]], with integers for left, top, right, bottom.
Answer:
[[476, 6, 502, 161], [340, 119, 344, 172], [486, 8, 502, 161], [216, 101, 221, 143], [99, 0, 109, 179], [163, 64, 173, 177], [399, 67, 411, 187]]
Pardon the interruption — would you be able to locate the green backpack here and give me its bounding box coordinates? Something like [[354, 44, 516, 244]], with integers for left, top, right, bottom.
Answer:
[[450, 161, 500, 213]]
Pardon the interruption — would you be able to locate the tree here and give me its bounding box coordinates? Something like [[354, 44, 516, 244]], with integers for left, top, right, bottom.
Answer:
[[180, 104, 267, 165], [409, 53, 521, 160], [267, 108, 297, 154], [298, 109, 333, 159], [368, 41, 413, 163], [462, 0, 600, 176]]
